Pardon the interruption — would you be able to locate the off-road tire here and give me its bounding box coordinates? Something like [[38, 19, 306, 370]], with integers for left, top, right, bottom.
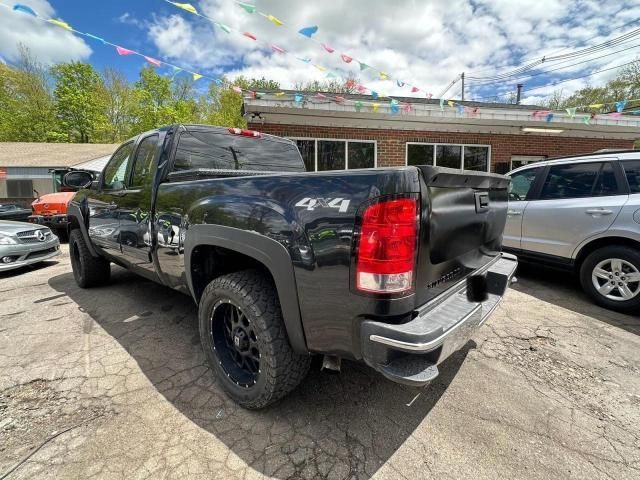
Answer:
[[580, 245, 640, 313], [199, 270, 310, 409], [69, 229, 111, 288]]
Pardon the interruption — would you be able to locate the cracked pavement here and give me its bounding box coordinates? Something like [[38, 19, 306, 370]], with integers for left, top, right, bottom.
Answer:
[[0, 246, 638, 479]]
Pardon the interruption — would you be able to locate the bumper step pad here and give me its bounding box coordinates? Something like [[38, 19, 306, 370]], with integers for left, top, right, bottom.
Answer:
[[379, 356, 439, 386]]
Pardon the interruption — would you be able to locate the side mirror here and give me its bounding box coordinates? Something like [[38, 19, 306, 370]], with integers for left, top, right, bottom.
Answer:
[[63, 171, 93, 190]]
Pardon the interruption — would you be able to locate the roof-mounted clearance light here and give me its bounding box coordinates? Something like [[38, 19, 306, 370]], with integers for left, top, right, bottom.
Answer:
[[228, 127, 263, 138]]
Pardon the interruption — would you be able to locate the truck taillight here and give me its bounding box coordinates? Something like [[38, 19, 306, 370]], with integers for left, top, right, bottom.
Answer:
[[355, 196, 419, 294], [228, 127, 263, 138]]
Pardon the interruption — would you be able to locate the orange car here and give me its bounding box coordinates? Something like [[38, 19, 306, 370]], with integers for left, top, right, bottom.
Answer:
[[28, 191, 75, 238]]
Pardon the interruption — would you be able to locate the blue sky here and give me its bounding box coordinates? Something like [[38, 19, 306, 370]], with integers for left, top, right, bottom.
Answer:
[[1, 0, 640, 104]]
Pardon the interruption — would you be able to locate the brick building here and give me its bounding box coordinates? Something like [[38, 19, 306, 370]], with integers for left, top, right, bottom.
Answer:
[[245, 93, 639, 174]]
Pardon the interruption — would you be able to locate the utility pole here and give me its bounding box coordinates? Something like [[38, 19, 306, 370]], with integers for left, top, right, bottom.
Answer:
[[516, 83, 523, 105], [461, 72, 465, 101]]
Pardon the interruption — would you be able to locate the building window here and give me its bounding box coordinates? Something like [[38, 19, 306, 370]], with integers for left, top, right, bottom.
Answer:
[[406, 143, 491, 172], [290, 139, 376, 171], [7, 179, 34, 198], [510, 155, 545, 170]]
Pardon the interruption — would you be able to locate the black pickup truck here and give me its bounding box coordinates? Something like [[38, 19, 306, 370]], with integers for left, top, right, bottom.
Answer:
[[64, 124, 517, 409]]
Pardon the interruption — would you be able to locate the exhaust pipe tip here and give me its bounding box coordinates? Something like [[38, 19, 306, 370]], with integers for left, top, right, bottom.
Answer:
[[321, 355, 341, 373]]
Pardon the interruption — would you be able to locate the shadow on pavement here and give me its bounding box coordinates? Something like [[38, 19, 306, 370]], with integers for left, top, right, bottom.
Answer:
[[49, 267, 472, 479], [0, 260, 60, 281], [513, 263, 639, 335]]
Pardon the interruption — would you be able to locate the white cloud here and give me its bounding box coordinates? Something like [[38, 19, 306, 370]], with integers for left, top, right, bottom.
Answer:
[[146, 0, 640, 103], [0, 0, 91, 65]]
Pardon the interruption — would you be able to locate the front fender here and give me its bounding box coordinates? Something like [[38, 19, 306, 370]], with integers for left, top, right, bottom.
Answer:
[[67, 200, 99, 258], [184, 224, 307, 354]]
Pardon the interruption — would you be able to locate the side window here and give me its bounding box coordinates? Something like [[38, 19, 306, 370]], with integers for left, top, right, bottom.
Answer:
[[103, 142, 134, 190], [130, 135, 158, 188], [622, 160, 640, 193], [540, 162, 604, 200], [509, 167, 540, 201], [592, 162, 618, 196]]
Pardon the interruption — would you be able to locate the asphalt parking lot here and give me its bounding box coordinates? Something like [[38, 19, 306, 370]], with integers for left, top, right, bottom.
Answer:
[[0, 245, 639, 480]]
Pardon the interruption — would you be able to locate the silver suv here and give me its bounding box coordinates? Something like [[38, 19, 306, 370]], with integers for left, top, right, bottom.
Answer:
[[505, 151, 640, 312]]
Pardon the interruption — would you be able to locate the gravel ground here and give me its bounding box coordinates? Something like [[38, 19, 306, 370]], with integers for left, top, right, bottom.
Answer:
[[0, 244, 638, 480]]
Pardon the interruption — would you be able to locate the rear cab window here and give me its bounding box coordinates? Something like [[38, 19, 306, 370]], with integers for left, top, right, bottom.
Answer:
[[173, 129, 306, 173]]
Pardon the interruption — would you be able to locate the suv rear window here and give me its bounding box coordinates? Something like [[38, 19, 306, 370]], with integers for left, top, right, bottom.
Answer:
[[540, 162, 618, 200], [173, 130, 306, 173], [622, 160, 640, 193]]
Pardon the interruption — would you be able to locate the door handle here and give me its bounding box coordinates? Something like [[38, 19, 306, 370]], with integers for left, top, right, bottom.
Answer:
[[585, 209, 612, 216], [507, 210, 522, 216]]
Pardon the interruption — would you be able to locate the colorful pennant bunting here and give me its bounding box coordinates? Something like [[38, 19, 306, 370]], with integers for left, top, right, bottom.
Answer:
[[298, 26, 318, 38], [267, 15, 283, 26], [243, 32, 257, 41], [215, 22, 231, 33], [379, 72, 389, 81], [322, 44, 335, 53], [145, 56, 162, 67], [271, 45, 285, 54], [116, 46, 135, 56], [545, 113, 554, 122], [170, 2, 198, 15], [411, 86, 419, 93], [237, 2, 256, 14], [13, 4, 37, 17], [615, 100, 627, 112], [439, 98, 445, 111], [354, 101, 363, 112], [313, 64, 327, 72], [371, 91, 379, 99], [48, 19, 72, 31], [359, 62, 369, 71], [294, 94, 304, 103], [372, 103, 380, 112], [335, 96, 346, 103], [192, 73, 202, 81], [566, 107, 577, 118], [340, 54, 352, 63], [85, 33, 105, 44], [397, 80, 405, 87]]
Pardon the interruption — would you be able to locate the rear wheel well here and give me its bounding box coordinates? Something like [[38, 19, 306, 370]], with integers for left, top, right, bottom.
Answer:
[[190, 245, 275, 302], [575, 237, 640, 268]]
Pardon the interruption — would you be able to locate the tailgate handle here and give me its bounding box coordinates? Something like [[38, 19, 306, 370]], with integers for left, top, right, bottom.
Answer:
[[585, 208, 612, 216], [475, 192, 490, 213]]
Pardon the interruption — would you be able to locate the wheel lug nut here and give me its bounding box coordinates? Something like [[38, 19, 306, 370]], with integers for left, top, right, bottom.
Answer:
[[618, 282, 623, 286]]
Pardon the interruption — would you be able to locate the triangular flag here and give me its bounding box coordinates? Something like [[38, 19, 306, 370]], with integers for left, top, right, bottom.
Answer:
[[170, 2, 198, 15], [546, 113, 554, 122], [48, 19, 72, 31], [397, 80, 405, 87], [589, 103, 604, 109], [116, 46, 135, 56], [379, 72, 389, 81], [402, 103, 412, 113], [298, 57, 311, 64], [439, 98, 445, 111], [371, 91, 379, 99], [192, 73, 203, 81], [390, 99, 399, 106], [354, 101, 363, 112], [426, 93, 433, 99], [237, 2, 256, 13], [411, 86, 419, 93], [566, 107, 577, 118], [215, 22, 231, 33], [267, 15, 283, 26], [315, 93, 327, 99], [271, 45, 285, 54], [615, 100, 627, 113], [294, 94, 304, 103], [447, 100, 455, 107], [582, 115, 590, 125], [372, 103, 380, 112], [319, 44, 334, 54], [335, 96, 346, 103], [390, 103, 400, 114], [275, 92, 286, 97], [299, 26, 318, 38], [232, 86, 243, 94], [13, 4, 37, 17], [145, 56, 162, 67], [609, 112, 623, 118], [356, 84, 367, 93], [359, 62, 369, 71], [243, 32, 257, 41], [85, 34, 105, 44], [340, 54, 352, 63], [313, 64, 327, 72]]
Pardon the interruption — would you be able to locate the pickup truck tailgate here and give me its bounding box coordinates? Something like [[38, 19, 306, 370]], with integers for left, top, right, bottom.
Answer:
[[414, 166, 510, 305]]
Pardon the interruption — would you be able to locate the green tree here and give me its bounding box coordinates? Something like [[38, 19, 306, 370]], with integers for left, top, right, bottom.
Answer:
[[233, 76, 281, 91], [99, 67, 136, 142], [51, 62, 106, 143], [0, 45, 59, 142], [131, 66, 175, 132], [203, 80, 246, 128]]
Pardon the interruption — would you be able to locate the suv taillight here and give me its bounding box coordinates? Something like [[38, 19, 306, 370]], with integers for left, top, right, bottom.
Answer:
[[355, 196, 419, 294]]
